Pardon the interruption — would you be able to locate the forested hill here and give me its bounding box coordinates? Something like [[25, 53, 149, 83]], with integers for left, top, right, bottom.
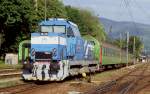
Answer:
[[100, 17, 150, 49]]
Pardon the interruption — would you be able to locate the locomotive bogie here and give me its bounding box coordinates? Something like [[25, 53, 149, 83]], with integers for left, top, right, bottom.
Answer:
[[23, 60, 69, 81]]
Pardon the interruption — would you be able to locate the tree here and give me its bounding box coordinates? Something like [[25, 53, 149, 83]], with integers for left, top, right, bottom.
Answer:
[[0, 0, 106, 58], [114, 36, 144, 58], [31, 0, 67, 32], [113, 39, 126, 48], [128, 36, 144, 58], [0, 0, 36, 54], [65, 6, 106, 41], [35, 0, 67, 20], [0, 0, 67, 55]]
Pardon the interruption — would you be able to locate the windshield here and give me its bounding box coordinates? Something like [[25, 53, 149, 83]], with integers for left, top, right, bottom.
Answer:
[[41, 26, 53, 32], [41, 25, 66, 33], [53, 26, 66, 33]]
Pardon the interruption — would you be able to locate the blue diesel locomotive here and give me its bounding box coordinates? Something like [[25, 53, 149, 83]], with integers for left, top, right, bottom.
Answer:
[[22, 18, 99, 81]]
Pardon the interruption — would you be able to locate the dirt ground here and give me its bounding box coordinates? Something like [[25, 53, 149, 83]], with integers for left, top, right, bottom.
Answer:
[[87, 63, 150, 94], [19, 82, 94, 94], [0, 63, 150, 94]]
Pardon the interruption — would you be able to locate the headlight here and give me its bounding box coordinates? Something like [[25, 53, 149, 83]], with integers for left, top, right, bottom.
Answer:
[[41, 32, 48, 36]]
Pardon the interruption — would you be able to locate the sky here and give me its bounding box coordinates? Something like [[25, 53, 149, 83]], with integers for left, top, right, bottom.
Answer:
[[63, 0, 150, 25]]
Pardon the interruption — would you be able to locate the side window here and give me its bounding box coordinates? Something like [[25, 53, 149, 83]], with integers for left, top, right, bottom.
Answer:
[[103, 48, 106, 56], [67, 27, 74, 37], [104, 48, 107, 56]]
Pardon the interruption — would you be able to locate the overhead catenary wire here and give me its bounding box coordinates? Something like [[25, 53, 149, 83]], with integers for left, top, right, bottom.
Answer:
[[132, 0, 150, 20], [122, 0, 139, 36], [131, 0, 148, 49], [122, 0, 137, 65], [123, 0, 150, 50]]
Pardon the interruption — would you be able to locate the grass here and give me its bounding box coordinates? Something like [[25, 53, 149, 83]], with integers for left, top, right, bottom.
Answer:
[[92, 70, 120, 83], [92, 64, 143, 84], [0, 78, 23, 88], [0, 60, 22, 69]]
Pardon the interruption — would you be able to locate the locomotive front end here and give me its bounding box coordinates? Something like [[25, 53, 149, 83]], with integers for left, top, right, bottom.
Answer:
[[22, 19, 69, 81]]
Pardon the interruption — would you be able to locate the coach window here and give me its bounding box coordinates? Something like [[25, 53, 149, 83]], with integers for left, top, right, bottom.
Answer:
[[67, 27, 75, 37], [104, 48, 106, 56], [104, 48, 107, 56]]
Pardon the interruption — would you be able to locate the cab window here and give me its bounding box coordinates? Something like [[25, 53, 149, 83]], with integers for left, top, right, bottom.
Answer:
[[41, 25, 66, 34], [67, 27, 74, 37]]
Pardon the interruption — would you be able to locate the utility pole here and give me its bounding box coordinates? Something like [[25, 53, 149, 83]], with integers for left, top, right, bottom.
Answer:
[[109, 25, 113, 43], [120, 33, 122, 63], [133, 36, 136, 64], [126, 32, 129, 66], [45, 0, 47, 21]]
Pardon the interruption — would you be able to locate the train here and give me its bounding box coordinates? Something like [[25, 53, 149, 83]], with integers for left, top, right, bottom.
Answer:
[[18, 18, 133, 81]]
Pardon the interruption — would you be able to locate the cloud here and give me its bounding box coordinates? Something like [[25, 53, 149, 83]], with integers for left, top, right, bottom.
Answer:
[[63, 0, 150, 24]]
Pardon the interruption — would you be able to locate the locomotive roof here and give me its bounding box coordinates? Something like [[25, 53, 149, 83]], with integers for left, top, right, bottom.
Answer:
[[39, 18, 78, 27], [35, 18, 81, 37]]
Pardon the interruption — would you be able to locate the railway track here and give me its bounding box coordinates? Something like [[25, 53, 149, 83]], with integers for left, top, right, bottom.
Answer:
[[0, 63, 148, 94], [0, 69, 39, 94], [85, 63, 149, 94], [0, 69, 21, 74], [0, 83, 38, 94], [0, 79, 81, 94], [118, 63, 148, 94], [0, 69, 21, 79], [0, 73, 84, 94], [0, 73, 21, 80]]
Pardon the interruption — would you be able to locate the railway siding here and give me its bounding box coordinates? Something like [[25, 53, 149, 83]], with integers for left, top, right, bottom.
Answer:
[[85, 63, 150, 94], [0, 69, 22, 88], [0, 69, 21, 80]]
